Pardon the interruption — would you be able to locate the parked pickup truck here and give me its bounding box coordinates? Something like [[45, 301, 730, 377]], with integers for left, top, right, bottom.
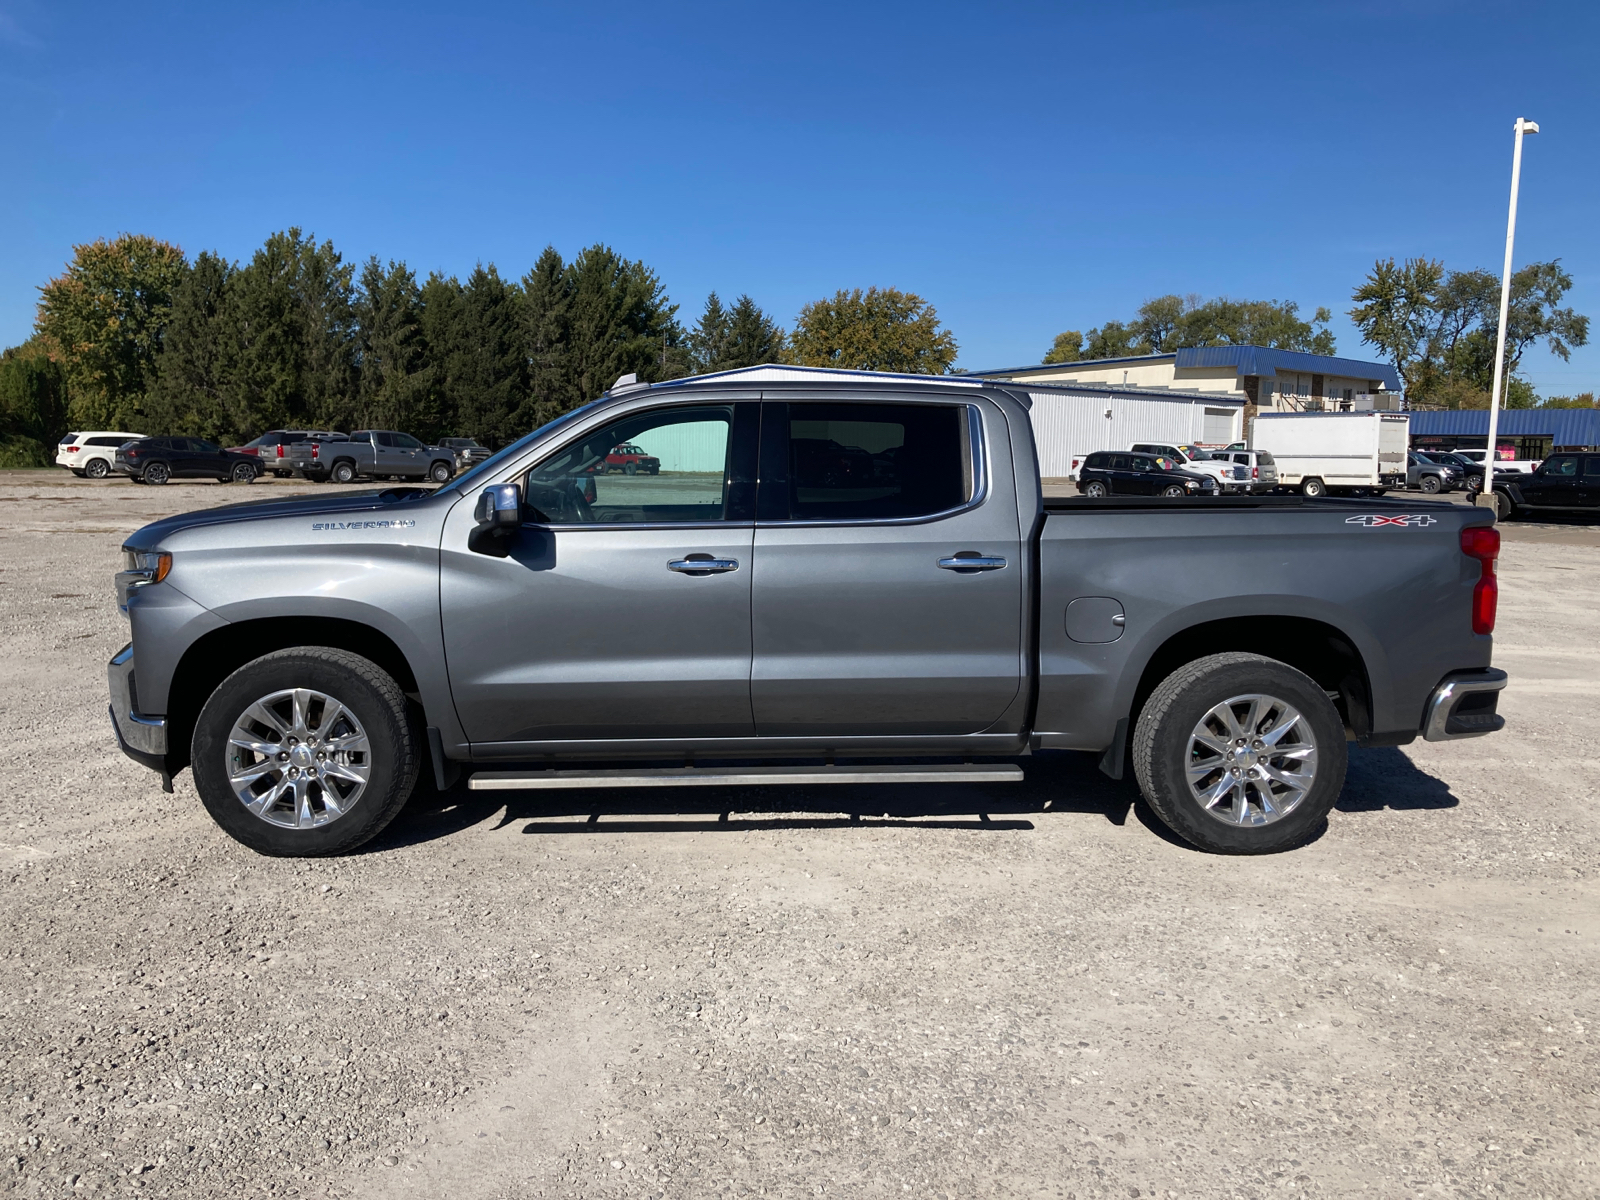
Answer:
[[109, 369, 1508, 859], [287, 430, 457, 484]]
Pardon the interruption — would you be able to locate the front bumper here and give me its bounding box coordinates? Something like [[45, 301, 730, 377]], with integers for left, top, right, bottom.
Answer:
[[108, 644, 167, 771], [1422, 668, 1507, 741]]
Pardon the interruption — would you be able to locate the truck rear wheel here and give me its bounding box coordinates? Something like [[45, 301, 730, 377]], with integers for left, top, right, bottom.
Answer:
[[330, 460, 357, 484], [191, 648, 420, 857], [1132, 652, 1346, 854]]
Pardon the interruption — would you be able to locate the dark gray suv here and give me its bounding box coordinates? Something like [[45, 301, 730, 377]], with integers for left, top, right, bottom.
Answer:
[[1407, 452, 1462, 495]]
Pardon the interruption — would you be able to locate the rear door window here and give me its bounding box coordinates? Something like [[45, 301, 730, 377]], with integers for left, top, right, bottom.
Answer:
[[1584, 458, 1600, 477], [762, 402, 969, 522]]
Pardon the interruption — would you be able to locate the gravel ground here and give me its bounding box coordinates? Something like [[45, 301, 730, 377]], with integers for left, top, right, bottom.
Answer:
[[1, 469, 1596, 1199]]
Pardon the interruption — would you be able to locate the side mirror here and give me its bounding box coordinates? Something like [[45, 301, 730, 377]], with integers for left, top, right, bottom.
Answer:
[[468, 483, 522, 557]]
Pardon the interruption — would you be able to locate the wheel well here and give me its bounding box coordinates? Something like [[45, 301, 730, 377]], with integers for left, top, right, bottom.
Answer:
[[1130, 617, 1372, 739], [164, 617, 421, 774]]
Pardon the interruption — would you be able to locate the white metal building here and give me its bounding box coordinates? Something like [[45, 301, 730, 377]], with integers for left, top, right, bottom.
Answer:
[[657, 364, 1244, 480]]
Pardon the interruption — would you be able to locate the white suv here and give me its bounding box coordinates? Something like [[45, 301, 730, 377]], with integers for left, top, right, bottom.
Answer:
[[57, 432, 143, 479]]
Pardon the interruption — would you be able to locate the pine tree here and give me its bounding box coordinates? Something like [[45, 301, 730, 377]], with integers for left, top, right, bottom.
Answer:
[[429, 265, 527, 447], [563, 245, 683, 401], [521, 247, 574, 427], [723, 295, 786, 369], [688, 292, 731, 375], [147, 251, 237, 440], [354, 258, 435, 437]]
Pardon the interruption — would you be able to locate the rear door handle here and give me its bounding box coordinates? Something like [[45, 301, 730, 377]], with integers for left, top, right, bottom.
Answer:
[[669, 557, 739, 575], [938, 555, 1007, 572]]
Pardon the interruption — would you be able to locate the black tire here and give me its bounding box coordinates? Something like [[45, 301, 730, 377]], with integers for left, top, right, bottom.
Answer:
[[191, 648, 421, 857], [1082, 480, 1108, 498], [1299, 477, 1325, 498], [428, 460, 453, 483], [1131, 652, 1347, 855], [1466, 475, 1483, 494], [85, 458, 110, 479], [624, 462, 638, 476], [142, 461, 170, 485], [231, 462, 256, 483], [1161, 484, 1185, 498], [331, 460, 357, 484], [1419, 475, 1441, 494], [273, 470, 293, 479], [70, 469, 86, 478]]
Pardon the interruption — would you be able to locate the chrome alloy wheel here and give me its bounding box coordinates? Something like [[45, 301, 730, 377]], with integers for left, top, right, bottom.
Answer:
[[1185, 693, 1318, 827], [225, 688, 371, 829]]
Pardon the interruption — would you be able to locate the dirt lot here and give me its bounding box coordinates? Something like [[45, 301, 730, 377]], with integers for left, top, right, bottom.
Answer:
[[1, 469, 1596, 1199]]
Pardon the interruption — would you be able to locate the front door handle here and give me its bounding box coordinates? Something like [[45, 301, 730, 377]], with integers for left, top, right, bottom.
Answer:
[[669, 556, 739, 575], [938, 554, 1007, 572]]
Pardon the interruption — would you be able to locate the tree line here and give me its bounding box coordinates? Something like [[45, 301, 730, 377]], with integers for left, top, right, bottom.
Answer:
[[0, 231, 959, 466]]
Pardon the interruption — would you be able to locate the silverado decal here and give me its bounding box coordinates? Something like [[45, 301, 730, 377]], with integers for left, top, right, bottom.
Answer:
[[1344, 514, 1439, 528], [310, 519, 418, 531]]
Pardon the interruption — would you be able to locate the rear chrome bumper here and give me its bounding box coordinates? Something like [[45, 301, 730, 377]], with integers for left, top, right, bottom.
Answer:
[[1422, 668, 1507, 741], [108, 644, 167, 770]]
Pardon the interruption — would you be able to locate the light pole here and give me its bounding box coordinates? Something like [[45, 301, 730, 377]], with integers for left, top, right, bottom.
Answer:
[[1482, 117, 1539, 506]]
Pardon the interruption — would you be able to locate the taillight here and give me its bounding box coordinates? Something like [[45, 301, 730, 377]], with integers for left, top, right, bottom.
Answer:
[[1252, 465, 1259, 479], [311, 444, 320, 459], [66, 445, 80, 452], [1461, 525, 1499, 635], [275, 445, 286, 458]]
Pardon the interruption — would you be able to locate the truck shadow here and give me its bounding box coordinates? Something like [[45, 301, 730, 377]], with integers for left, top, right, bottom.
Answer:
[[369, 746, 1457, 853], [1336, 745, 1460, 813], [372, 752, 1146, 851]]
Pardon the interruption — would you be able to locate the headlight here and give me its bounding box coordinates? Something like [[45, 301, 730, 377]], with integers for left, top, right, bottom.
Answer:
[[121, 549, 172, 584]]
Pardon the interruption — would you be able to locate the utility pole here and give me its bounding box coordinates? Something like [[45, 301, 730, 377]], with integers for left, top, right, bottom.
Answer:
[[1483, 117, 1539, 506]]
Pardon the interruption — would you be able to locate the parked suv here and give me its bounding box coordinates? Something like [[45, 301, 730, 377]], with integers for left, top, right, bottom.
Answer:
[[1406, 452, 1462, 495], [1129, 442, 1237, 490], [1078, 451, 1220, 497], [1417, 452, 1483, 493], [437, 437, 493, 472], [56, 431, 142, 478], [1207, 449, 1280, 493], [114, 437, 262, 485], [598, 442, 661, 475]]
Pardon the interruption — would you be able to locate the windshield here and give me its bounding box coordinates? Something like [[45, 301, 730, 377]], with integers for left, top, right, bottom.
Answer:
[[447, 401, 607, 494]]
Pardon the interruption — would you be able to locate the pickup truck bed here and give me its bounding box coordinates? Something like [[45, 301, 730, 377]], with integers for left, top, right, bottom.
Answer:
[[108, 371, 1506, 858]]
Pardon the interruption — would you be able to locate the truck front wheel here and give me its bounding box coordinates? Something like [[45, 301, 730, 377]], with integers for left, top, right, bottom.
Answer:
[[191, 648, 420, 857], [1299, 478, 1325, 498], [1131, 652, 1347, 854]]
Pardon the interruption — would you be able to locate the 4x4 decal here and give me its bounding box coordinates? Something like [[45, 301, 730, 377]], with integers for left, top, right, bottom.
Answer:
[[1344, 514, 1439, 527]]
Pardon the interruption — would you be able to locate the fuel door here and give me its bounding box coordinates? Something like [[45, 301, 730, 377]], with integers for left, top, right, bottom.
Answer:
[[1065, 596, 1126, 644]]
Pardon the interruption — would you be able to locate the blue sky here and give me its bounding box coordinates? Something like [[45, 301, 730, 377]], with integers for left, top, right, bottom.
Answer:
[[3, 1, 1597, 393]]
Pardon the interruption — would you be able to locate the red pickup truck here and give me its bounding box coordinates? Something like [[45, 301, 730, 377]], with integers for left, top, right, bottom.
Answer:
[[598, 443, 660, 475]]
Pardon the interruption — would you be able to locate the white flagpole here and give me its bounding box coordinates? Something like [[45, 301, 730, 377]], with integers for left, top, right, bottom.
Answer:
[[1483, 117, 1538, 505]]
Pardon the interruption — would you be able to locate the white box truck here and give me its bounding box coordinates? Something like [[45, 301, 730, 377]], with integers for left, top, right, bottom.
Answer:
[[1248, 412, 1409, 497]]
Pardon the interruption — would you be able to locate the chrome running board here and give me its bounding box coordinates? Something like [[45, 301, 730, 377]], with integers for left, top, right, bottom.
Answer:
[[467, 763, 1023, 791]]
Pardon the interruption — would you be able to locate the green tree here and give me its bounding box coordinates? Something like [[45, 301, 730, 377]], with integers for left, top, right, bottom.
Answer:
[[690, 293, 785, 373], [1083, 320, 1144, 360], [1501, 260, 1589, 375], [789, 287, 957, 374], [34, 234, 188, 430], [146, 251, 236, 440], [1133, 294, 1336, 355], [216, 229, 358, 435], [430, 265, 527, 447], [1042, 331, 1083, 363], [354, 258, 435, 437], [1539, 391, 1596, 409], [1348, 257, 1444, 396], [0, 338, 69, 465], [521, 247, 573, 427], [564, 244, 685, 398]]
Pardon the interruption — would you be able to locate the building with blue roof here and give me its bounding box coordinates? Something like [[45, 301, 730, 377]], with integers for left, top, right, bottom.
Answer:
[[969, 345, 1401, 414], [1408, 408, 1600, 460]]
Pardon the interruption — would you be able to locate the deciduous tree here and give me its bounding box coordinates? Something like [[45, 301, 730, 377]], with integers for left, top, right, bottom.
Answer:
[[789, 287, 957, 374], [35, 234, 188, 429]]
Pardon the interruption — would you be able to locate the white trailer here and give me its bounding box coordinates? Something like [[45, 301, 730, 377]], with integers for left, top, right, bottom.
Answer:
[[1248, 412, 1409, 497]]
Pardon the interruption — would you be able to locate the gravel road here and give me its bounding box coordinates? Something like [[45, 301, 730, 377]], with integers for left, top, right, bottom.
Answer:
[[1, 470, 1596, 1199]]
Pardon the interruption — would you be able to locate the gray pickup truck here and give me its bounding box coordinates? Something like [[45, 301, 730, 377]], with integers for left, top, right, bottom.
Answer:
[[109, 370, 1507, 858], [286, 430, 457, 484]]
